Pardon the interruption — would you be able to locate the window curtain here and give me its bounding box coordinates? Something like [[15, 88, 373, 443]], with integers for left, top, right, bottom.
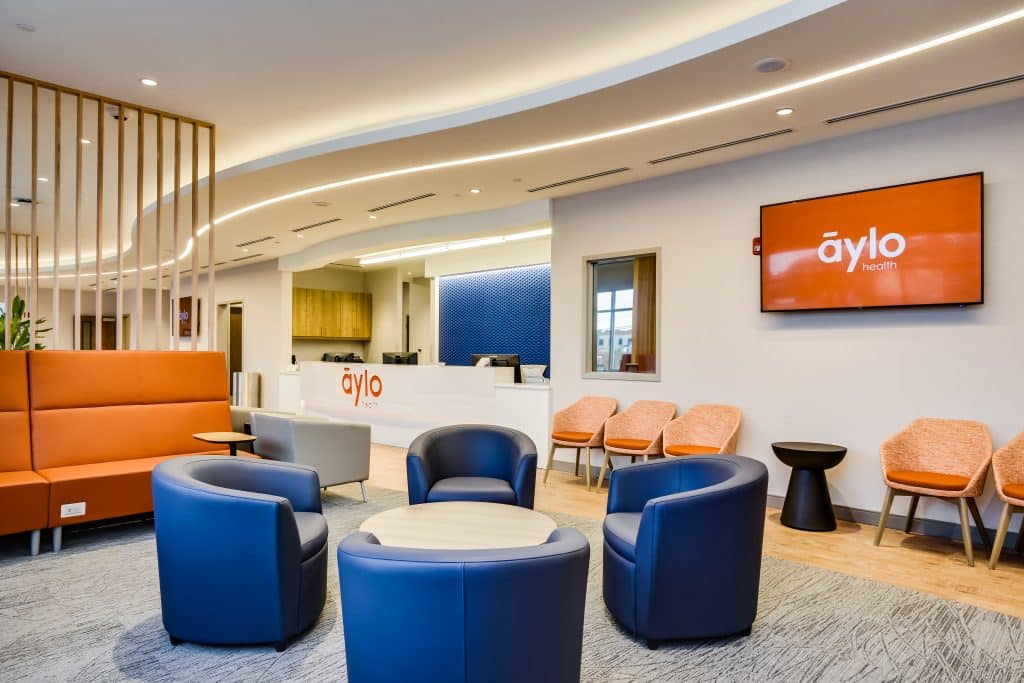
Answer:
[[631, 254, 657, 372]]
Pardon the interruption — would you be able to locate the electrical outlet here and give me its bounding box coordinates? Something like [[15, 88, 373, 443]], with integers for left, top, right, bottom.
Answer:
[[60, 502, 86, 518]]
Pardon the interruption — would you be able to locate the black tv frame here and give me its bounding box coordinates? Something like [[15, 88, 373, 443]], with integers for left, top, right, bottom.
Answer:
[[759, 171, 984, 313]]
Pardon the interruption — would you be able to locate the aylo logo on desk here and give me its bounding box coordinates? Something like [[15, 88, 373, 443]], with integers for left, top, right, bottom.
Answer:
[[341, 367, 383, 407]]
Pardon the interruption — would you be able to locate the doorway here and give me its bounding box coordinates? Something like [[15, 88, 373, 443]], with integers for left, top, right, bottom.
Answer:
[[80, 315, 130, 350], [217, 302, 244, 398]]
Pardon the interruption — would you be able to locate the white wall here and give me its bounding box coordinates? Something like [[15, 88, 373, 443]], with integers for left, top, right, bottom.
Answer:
[[364, 267, 402, 363], [180, 259, 292, 410], [291, 266, 367, 362], [407, 278, 433, 361], [550, 99, 1024, 529]]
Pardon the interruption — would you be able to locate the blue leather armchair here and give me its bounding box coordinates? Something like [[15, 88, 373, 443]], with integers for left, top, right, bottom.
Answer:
[[406, 425, 538, 508], [602, 455, 768, 647], [152, 456, 328, 651], [338, 528, 589, 683]]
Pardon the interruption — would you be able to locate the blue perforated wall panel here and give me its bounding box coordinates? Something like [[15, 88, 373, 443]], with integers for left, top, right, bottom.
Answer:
[[438, 264, 551, 370]]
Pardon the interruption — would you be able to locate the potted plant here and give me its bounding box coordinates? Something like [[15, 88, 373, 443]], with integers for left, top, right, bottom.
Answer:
[[0, 295, 51, 350]]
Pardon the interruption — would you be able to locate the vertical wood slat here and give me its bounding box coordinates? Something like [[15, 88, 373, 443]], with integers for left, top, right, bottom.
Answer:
[[115, 103, 124, 350], [95, 99, 104, 350], [190, 123, 198, 352], [207, 126, 215, 352], [73, 94, 82, 350], [29, 83, 38, 349], [172, 119, 180, 351], [155, 114, 163, 350], [135, 108, 143, 348], [4, 77, 12, 349], [52, 89, 61, 349]]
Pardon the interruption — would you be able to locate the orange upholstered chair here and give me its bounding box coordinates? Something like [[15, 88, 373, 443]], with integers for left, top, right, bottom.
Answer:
[[0, 351, 48, 555], [988, 432, 1024, 570], [662, 404, 741, 457], [544, 396, 617, 491], [29, 350, 235, 551], [598, 400, 676, 489], [874, 418, 992, 566]]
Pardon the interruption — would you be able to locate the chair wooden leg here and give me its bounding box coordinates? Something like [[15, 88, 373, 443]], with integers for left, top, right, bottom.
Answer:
[[597, 451, 612, 490], [966, 497, 991, 550], [874, 488, 895, 546], [543, 443, 557, 484], [958, 498, 975, 567], [989, 503, 1013, 570], [904, 495, 919, 534], [574, 448, 581, 477], [585, 446, 592, 492]]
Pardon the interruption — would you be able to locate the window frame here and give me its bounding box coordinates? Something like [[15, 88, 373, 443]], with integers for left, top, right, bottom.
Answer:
[[582, 248, 661, 382]]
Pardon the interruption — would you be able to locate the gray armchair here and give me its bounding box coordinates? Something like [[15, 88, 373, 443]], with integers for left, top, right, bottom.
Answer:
[[252, 413, 372, 500]]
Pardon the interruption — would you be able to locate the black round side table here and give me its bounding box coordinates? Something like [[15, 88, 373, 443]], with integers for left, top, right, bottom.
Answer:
[[772, 441, 847, 532]]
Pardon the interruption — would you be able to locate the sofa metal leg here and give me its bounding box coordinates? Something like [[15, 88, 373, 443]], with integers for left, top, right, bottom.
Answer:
[[52, 526, 63, 553], [958, 498, 975, 567], [737, 626, 752, 637], [645, 639, 659, 650], [543, 443, 556, 484], [989, 503, 1012, 570], [30, 530, 40, 556], [169, 634, 184, 646], [274, 639, 289, 653], [874, 489, 894, 546], [360, 481, 368, 503], [904, 495, 919, 534]]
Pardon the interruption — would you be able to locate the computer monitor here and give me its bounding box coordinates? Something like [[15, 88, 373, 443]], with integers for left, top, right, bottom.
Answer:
[[382, 351, 418, 365], [471, 353, 522, 383]]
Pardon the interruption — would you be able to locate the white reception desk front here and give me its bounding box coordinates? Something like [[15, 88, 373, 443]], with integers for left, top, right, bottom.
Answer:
[[300, 362, 551, 464]]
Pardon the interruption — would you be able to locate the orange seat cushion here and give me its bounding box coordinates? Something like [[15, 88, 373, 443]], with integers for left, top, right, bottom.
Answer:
[[37, 451, 229, 527], [606, 438, 652, 452], [1002, 484, 1024, 501], [888, 470, 970, 491], [552, 431, 593, 444], [0, 470, 49, 535], [664, 444, 720, 456]]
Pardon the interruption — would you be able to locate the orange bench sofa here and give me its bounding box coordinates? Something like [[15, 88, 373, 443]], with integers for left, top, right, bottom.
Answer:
[[0, 350, 239, 553]]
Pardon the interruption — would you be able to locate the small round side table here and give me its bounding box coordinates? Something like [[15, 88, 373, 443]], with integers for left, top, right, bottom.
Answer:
[[193, 431, 256, 457], [772, 441, 847, 532]]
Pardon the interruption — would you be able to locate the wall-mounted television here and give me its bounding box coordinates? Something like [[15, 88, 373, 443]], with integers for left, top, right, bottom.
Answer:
[[760, 172, 983, 312]]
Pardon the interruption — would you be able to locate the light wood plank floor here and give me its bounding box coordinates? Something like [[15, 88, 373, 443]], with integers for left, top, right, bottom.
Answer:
[[367, 444, 1024, 619]]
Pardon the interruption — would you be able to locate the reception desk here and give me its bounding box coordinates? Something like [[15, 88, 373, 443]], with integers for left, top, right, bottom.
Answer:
[[300, 362, 551, 459]]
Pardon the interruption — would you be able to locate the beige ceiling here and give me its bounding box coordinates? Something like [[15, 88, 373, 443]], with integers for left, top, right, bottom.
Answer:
[[2, 0, 1024, 287]]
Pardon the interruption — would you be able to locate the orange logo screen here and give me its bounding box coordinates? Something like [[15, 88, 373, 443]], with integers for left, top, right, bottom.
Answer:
[[761, 173, 982, 311]]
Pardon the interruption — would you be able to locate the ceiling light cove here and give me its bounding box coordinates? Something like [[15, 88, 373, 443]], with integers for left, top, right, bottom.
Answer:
[[190, 8, 1024, 249], [358, 227, 552, 266]]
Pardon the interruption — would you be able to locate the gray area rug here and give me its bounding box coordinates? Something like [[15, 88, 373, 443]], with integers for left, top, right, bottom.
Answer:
[[1, 485, 1022, 682]]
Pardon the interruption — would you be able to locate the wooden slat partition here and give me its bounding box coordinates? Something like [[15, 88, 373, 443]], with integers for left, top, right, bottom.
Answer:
[[1, 71, 215, 352]]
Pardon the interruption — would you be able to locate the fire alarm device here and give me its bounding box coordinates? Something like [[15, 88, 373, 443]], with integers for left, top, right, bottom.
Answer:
[[752, 237, 761, 255]]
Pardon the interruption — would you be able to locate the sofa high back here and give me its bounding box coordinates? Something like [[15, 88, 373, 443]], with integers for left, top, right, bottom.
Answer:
[[0, 351, 31, 473], [29, 351, 232, 469], [28, 350, 234, 537]]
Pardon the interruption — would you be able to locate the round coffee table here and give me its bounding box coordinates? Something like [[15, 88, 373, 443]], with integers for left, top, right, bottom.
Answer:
[[193, 431, 257, 457], [360, 501, 557, 550], [772, 441, 847, 532]]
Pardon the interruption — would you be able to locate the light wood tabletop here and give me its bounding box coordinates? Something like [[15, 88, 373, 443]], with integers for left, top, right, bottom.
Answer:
[[192, 431, 256, 456], [360, 501, 557, 550]]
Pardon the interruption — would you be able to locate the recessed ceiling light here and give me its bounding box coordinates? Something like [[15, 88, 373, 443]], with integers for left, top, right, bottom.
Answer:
[[241, 247, 249, 253], [296, 233, 304, 238], [369, 214, 377, 220], [469, 188, 481, 194], [754, 57, 790, 73], [312, 200, 330, 207], [140, 78, 158, 87], [15, 23, 36, 33], [37, 177, 48, 182], [80, 138, 91, 145], [776, 107, 794, 117], [10, 201, 19, 207]]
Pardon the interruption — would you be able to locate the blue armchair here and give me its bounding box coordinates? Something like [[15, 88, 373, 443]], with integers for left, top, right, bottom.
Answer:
[[152, 456, 328, 651], [338, 527, 589, 683], [602, 455, 768, 647], [406, 425, 538, 508]]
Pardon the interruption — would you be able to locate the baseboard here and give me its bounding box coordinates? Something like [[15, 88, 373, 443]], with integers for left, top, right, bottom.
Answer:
[[766, 494, 1018, 547]]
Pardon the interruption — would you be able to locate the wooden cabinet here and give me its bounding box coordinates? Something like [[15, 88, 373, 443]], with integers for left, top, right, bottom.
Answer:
[[292, 288, 372, 340]]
